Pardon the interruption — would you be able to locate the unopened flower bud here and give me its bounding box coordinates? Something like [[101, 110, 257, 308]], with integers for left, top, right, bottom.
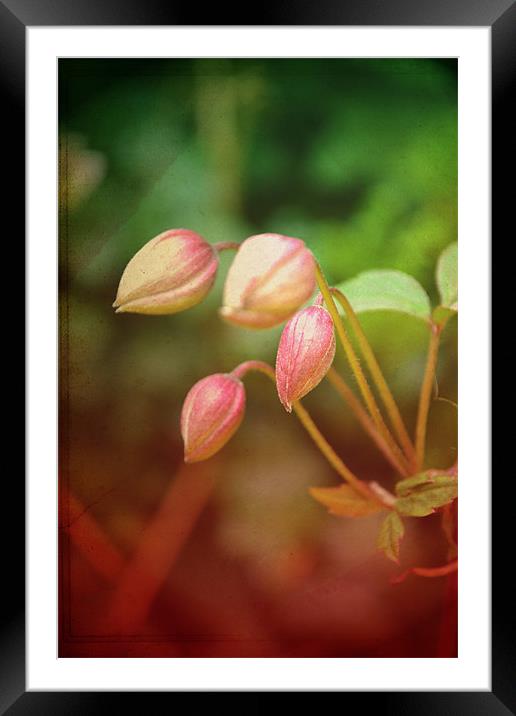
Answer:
[[220, 233, 315, 328], [113, 229, 218, 315], [275, 305, 336, 412], [180, 373, 245, 463]]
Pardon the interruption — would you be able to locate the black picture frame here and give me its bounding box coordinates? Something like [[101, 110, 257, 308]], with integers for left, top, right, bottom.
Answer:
[[7, 0, 511, 711]]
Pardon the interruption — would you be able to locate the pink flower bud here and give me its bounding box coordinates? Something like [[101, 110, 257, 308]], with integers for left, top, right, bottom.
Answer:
[[275, 305, 336, 412], [180, 373, 245, 463], [113, 229, 218, 315], [219, 233, 316, 328]]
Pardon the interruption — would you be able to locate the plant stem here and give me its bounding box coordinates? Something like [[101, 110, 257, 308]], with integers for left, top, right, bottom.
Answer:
[[391, 559, 458, 585], [368, 481, 397, 507], [231, 359, 275, 381], [314, 263, 410, 475], [292, 400, 379, 502], [105, 463, 216, 632], [233, 360, 390, 507], [213, 241, 240, 252], [331, 287, 416, 468], [415, 322, 442, 469], [326, 367, 409, 477], [412, 560, 458, 577]]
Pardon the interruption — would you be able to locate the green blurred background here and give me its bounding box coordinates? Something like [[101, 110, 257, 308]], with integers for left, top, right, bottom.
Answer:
[[59, 59, 458, 658]]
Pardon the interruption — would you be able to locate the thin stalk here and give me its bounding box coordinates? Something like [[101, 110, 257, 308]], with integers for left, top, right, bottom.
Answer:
[[292, 400, 379, 502], [415, 323, 442, 469], [213, 241, 240, 252], [231, 359, 275, 381], [326, 367, 409, 477], [331, 287, 416, 467], [368, 480, 397, 508], [232, 360, 391, 507], [412, 560, 458, 578], [392, 560, 458, 584], [314, 263, 411, 475]]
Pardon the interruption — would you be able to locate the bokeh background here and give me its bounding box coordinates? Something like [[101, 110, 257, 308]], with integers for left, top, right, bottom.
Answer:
[[59, 59, 457, 658]]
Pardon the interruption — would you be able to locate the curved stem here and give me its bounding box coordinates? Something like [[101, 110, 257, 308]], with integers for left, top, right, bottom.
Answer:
[[314, 263, 411, 475], [331, 287, 416, 468], [415, 323, 442, 469], [392, 560, 458, 584], [213, 241, 240, 252], [231, 359, 275, 381], [232, 360, 389, 506], [292, 401, 379, 502], [326, 367, 409, 477], [412, 560, 458, 577]]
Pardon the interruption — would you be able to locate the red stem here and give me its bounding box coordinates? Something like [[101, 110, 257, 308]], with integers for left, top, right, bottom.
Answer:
[[391, 559, 457, 584]]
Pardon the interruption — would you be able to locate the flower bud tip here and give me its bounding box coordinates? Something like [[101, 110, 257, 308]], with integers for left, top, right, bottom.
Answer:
[[275, 305, 336, 407], [114, 229, 218, 315]]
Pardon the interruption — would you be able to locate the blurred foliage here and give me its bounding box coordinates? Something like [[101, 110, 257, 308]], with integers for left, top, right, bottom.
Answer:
[[59, 60, 457, 655], [60, 59, 457, 290], [59, 54, 458, 492]]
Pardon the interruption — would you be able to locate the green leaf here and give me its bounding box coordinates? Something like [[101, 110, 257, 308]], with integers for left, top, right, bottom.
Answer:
[[436, 242, 458, 309], [395, 474, 458, 517], [377, 511, 404, 563], [395, 468, 457, 497], [309, 484, 385, 517], [336, 270, 431, 321], [395, 472, 435, 496]]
